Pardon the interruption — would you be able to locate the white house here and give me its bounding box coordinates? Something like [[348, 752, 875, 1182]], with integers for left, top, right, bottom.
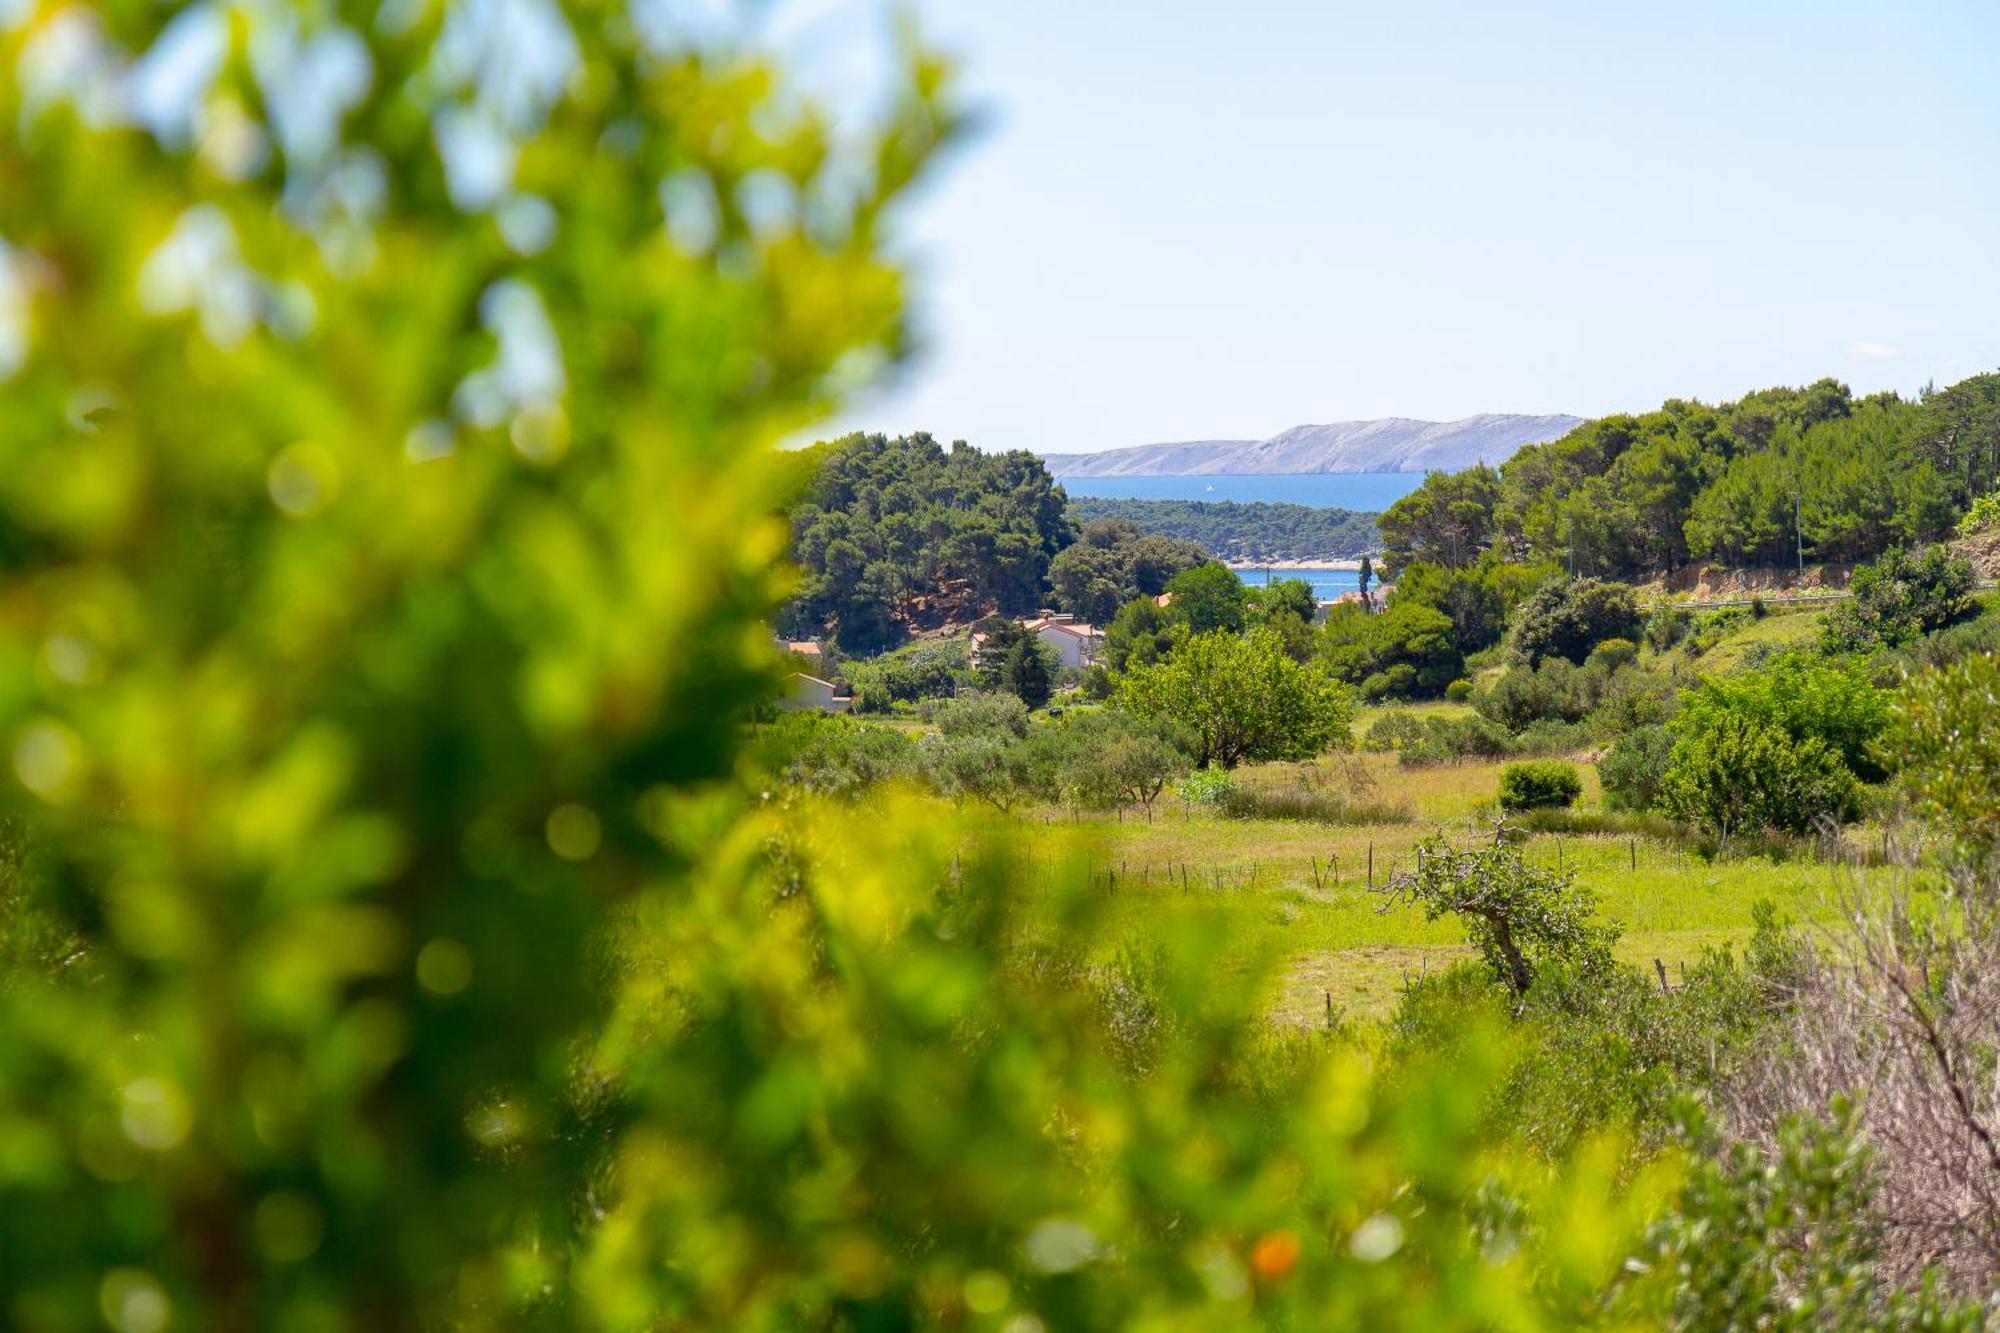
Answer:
[[969, 613, 1104, 672], [1022, 614, 1102, 669], [781, 672, 852, 713]]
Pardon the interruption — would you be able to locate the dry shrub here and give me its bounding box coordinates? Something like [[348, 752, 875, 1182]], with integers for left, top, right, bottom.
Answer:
[[1721, 871, 2000, 1298]]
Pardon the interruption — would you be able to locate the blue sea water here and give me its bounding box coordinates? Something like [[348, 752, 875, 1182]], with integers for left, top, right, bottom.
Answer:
[[1234, 565, 1362, 600], [1058, 471, 1426, 511]]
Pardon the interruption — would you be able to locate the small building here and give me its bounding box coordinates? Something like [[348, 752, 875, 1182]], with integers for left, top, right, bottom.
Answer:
[[1022, 615, 1102, 669], [781, 672, 852, 713], [970, 614, 1104, 671]]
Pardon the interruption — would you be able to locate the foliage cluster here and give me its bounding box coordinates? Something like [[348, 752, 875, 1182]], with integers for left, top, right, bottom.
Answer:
[[1119, 629, 1356, 769], [1597, 655, 1891, 837], [1382, 376, 2000, 578], [783, 432, 1074, 651], [1820, 543, 1977, 654], [1044, 517, 1209, 625], [1317, 599, 1462, 700], [1065, 497, 1379, 563], [1498, 761, 1583, 811], [1508, 577, 1645, 666]]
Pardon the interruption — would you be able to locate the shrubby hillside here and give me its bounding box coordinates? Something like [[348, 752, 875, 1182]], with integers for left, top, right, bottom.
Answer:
[[1383, 374, 2000, 579]]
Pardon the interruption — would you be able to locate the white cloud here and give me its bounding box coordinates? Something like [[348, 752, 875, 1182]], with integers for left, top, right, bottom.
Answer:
[[1850, 341, 1901, 360]]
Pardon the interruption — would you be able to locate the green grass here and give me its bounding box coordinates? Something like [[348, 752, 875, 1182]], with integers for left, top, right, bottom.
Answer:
[[1011, 750, 1869, 1024], [1648, 605, 1827, 676]]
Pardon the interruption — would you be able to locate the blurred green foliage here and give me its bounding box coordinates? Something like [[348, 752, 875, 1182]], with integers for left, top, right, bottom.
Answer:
[[0, 3, 1928, 1329]]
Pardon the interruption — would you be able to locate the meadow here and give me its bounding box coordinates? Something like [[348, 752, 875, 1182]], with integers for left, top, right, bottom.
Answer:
[[1008, 739, 1872, 1022], [968, 602, 1913, 1023]]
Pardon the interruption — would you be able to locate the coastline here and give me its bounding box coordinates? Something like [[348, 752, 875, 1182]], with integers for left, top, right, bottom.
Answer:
[[1223, 557, 1371, 571]]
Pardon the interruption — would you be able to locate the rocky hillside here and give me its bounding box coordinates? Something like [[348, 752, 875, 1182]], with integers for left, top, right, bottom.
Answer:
[[1043, 413, 1584, 477]]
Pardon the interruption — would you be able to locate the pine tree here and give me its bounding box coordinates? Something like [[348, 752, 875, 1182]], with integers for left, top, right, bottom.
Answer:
[[1002, 635, 1054, 709]]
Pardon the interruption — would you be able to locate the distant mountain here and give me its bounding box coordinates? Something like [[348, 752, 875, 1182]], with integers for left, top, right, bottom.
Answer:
[[1042, 413, 1585, 477]]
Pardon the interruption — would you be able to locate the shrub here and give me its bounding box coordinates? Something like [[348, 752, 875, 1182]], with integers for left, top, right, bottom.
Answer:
[[1445, 677, 1474, 700], [1645, 605, 1694, 652], [842, 640, 968, 709], [1476, 658, 1592, 730], [932, 690, 1031, 739], [1893, 652, 2000, 874], [1957, 487, 2000, 536], [1363, 712, 1428, 753], [1660, 713, 1860, 837], [1588, 637, 1639, 671], [760, 713, 921, 796], [1399, 714, 1515, 765], [1890, 608, 2000, 672], [1749, 595, 1769, 619], [1587, 666, 1680, 735], [1499, 761, 1583, 811], [1177, 767, 1239, 807], [1509, 577, 1644, 666], [1822, 544, 1977, 653], [1598, 724, 1676, 812], [1675, 653, 1890, 782]]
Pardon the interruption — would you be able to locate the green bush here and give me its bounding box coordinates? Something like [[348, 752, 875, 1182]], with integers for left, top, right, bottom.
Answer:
[[1822, 544, 1977, 653], [1661, 713, 1859, 837], [842, 640, 968, 710], [1498, 761, 1583, 811], [1645, 605, 1694, 652], [1318, 599, 1465, 700], [1894, 651, 2000, 873], [1509, 577, 1644, 666], [1444, 677, 1474, 700], [759, 713, 921, 796], [1362, 712, 1428, 753], [1956, 487, 2000, 536], [1176, 767, 1239, 807], [1399, 714, 1516, 765], [1588, 637, 1639, 671], [1598, 724, 1676, 812], [1476, 658, 1592, 730], [1675, 653, 1890, 782]]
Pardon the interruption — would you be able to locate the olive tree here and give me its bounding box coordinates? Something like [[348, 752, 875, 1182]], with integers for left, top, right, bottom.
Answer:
[[1381, 828, 1617, 997]]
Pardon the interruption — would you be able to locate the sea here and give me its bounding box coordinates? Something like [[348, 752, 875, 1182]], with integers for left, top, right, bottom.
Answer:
[[1057, 471, 1426, 511], [1235, 565, 1363, 600], [1057, 471, 1418, 601]]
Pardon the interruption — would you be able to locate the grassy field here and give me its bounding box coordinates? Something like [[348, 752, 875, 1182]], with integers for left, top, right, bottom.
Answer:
[[1012, 745, 1873, 1024], [903, 606, 1918, 1024]]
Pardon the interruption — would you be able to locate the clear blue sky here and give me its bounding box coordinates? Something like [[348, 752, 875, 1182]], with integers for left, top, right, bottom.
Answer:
[[788, 1, 2000, 454]]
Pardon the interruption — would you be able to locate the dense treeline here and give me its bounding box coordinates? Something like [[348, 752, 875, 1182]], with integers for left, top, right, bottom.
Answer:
[[781, 432, 1074, 651], [1065, 496, 1380, 562], [1046, 518, 1211, 624], [1382, 373, 2000, 579]]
